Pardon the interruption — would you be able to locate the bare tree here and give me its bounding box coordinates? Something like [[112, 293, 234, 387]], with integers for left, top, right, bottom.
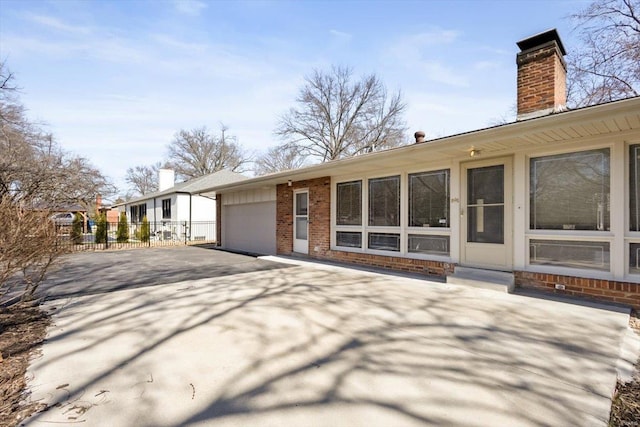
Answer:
[[0, 62, 115, 303], [254, 145, 307, 176], [276, 66, 408, 162], [125, 162, 161, 196], [166, 124, 250, 180], [567, 0, 640, 107]]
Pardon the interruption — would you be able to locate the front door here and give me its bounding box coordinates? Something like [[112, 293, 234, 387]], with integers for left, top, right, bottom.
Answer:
[[461, 158, 512, 270], [293, 190, 309, 254]]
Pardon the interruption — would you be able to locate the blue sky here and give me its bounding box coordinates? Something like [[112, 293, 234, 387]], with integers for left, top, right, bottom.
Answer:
[[0, 0, 587, 195]]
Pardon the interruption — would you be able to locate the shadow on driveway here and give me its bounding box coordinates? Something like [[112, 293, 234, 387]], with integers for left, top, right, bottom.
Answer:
[[38, 246, 293, 300]]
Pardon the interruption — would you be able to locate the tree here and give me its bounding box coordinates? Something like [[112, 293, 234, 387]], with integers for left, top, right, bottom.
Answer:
[[140, 215, 150, 243], [116, 212, 129, 243], [254, 145, 306, 176], [0, 62, 114, 303], [276, 66, 408, 162], [125, 162, 161, 196], [567, 0, 640, 107], [95, 213, 107, 244], [70, 213, 83, 245], [166, 124, 250, 180]]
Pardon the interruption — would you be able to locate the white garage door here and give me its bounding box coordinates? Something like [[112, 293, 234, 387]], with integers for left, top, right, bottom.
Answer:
[[223, 201, 276, 255]]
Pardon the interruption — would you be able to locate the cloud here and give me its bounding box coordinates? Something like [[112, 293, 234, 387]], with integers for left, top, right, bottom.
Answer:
[[25, 13, 91, 34], [329, 29, 352, 41], [421, 61, 469, 87], [172, 0, 207, 16], [473, 60, 500, 71]]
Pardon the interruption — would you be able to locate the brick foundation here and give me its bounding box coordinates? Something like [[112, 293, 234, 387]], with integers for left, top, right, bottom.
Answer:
[[515, 271, 640, 309], [323, 250, 455, 278]]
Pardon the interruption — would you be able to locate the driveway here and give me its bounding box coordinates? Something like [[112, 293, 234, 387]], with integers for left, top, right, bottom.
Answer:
[[24, 247, 635, 426]]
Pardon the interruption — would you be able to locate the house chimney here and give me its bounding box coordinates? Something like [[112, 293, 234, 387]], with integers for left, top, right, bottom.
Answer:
[[414, 131, 426, 144], [158, 168, 175, 191], [516, 28, 567, 120]]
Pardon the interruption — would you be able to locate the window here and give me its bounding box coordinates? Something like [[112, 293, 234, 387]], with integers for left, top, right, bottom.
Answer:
[[409, 170, 449, 227], [336, 231, 362, 248], [530, 149, 610, 230], [129, 203, 146, 223], [368, 233, 400, 251], [408, 235, 449, 256], [631, 145, 640, 231], [630, 243, 640, 274], [162, 199, 171, 219], [530, 239, 610, 271], [369, 176, 400, 226], [337, 181, 362, 225]]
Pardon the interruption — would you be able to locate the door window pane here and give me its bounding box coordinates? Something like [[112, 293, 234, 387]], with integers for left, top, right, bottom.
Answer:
[[336, 231, 361, 248], [337, 181, 362, 225], [530, 240, 610, 271], [530, 149, 610, 230], [295, 217, 307, 240], [295, 193, 308, 216], [630, 145, 640, 231], [368, 233, 400, 251], [369, 176, 400, 226], [409, 170, 449, 227], [408, 235, 449, 256], [468, 205, 504, 243], [468, 165, 503, 205]]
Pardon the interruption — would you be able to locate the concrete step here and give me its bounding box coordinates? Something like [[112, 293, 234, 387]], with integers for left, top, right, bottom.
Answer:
[[446, 266, 515, 293]]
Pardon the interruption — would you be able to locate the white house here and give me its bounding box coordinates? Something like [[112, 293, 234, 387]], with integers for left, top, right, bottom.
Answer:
[[117, 169, 246, 242], [197, 29, 640, 310]]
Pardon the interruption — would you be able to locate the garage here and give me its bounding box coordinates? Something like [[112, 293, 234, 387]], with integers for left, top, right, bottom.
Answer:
[[222, 189, 277, 255]]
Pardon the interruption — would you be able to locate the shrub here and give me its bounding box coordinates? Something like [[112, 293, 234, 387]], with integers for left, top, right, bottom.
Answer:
[[70, 213, 84, 244], [95, 213, 107, 244], [116, 212, 129, 243], [140, 216, 150, 243]]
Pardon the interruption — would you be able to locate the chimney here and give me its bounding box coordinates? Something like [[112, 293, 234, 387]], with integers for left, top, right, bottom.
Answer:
[[414, 131, 426, 144], [96, 194, 102, 212], [158, 168, 175, 191], [516, 28, 567, 120]]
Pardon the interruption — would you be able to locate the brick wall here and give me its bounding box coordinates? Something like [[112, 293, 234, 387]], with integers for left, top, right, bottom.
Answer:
[[276, 176, 331, 255], [515, 271, 640, 309], [516, 42, 566, 116]]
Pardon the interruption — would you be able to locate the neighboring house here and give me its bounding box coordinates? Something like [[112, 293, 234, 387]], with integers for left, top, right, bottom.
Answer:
[[198, 29, 640, 309], [115, 169, 246, 242]]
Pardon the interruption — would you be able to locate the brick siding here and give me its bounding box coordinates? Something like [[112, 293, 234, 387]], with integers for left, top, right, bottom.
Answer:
[[515, 271, 640, 309]]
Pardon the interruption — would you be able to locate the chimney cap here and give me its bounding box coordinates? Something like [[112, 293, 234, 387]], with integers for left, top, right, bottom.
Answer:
[[517, 28, 566, 56]]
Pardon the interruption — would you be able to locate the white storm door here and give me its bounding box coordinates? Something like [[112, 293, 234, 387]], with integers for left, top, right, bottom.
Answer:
[[461, 158, 512, 270], [293, 190, 309, 254]]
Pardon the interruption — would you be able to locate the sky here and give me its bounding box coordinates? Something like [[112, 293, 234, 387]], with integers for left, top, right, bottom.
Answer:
[[0, 0, 588, 197]]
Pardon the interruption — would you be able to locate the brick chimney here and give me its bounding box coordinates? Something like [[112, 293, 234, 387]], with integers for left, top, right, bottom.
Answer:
[[516, 29, 567, 120]]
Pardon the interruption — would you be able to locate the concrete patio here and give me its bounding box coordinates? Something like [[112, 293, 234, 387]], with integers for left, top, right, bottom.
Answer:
[[22, 247, 637, 426]]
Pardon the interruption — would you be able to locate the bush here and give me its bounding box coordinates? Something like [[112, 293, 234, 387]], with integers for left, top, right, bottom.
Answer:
[[70, 213, 83, 244], [95, 213, 107, 244], [140, 216, 150, 243], [116, 212, 129, 243]]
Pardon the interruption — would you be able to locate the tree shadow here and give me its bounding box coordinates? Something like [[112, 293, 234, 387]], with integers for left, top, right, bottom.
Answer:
[[22, 250, 630, 427]]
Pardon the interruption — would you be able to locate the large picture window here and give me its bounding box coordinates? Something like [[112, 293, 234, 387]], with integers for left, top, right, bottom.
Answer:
[[631, 145, 640, 232], [530, 149, 610, 231], [337, 181, 362, 225], [409, 170, 449, 227], [369, 176, 400, 227]]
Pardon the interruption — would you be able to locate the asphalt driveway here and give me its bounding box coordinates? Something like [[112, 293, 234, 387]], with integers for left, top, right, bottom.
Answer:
[[23, 247, 636, 426]]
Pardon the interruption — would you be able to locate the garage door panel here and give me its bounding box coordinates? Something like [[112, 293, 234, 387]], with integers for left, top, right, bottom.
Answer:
[[223, 201, 276, 255]]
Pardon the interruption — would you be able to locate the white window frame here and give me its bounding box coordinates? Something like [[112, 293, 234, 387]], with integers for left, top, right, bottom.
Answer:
[[626, 141, 640, 278]]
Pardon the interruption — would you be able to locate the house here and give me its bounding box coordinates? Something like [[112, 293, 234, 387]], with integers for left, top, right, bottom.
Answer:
[[116, 169, 246, 242], [198, 29, 640, 309]]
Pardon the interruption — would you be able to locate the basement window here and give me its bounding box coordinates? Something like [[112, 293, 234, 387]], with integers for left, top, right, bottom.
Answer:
[[530, 239, 610, 271]]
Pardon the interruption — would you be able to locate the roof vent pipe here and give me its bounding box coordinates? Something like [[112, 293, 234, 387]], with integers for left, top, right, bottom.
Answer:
[[414, 131, 426, 144]]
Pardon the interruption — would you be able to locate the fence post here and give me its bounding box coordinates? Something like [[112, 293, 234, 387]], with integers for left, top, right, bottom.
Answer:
[[105, 220, 109, 250], [184, 221, 187, 244]]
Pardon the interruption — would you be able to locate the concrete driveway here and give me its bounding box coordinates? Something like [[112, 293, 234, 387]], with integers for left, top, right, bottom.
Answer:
[[23, 246, 635, 426]]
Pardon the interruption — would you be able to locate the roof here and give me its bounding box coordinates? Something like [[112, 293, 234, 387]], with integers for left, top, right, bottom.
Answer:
[[117, 169, 247, 206], [196, 96, 640, 196]]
